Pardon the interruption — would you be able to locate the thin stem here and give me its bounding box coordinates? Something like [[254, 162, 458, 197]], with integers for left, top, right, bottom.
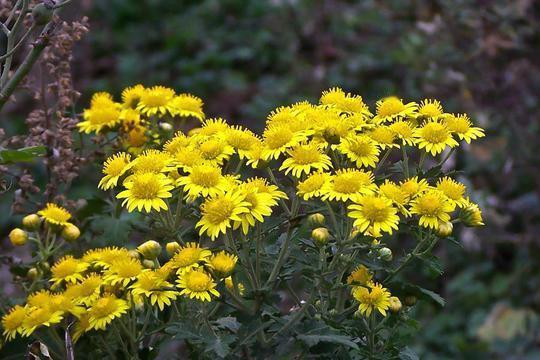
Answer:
[[0, 23, 36, 61], [402, 147, 410, 178], [374, 148, 392, 175]]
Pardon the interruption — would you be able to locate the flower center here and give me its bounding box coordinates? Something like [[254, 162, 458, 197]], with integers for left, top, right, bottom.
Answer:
[[290, 146, 321, 165], [333, 173, 362, 194], [54, 261, 78, 277], [130, 175, 162, 199], [142, 92, 169, 107], [186, 272, 211, 292], [417, 194, 442, 215], [349, 140, 373, 156], [203, 198, 235, 224], [299, 174, 326, 193], [105, 157, 128, 176], [265, 127, 293, 149], [419, 104, 441, 117], [378, 98, 405, 117], [362, 198, 391, 222], [438, 181, 464, 200], [176, 248, 202, 267], [92, 297, 117, 318], [421, 123, 449, 143], [91, 108, 119, 125], [370, 128, 395, 144], [190, 166, 221, 187], [447, 117, 470, 133], [199, 140, 222, 159]]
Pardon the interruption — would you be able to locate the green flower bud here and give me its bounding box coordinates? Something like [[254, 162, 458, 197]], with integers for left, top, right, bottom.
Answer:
[[378, 247, 393, 261], [436, 221, 453, 238], [307, 213, 325, 228], [166, 241, 181, 256], [311, 227, 330, 245], [404, 296, 417, 306], [137, 240, 162, 260], [389, 296, 402, 312], [61, 223, 80, 242]]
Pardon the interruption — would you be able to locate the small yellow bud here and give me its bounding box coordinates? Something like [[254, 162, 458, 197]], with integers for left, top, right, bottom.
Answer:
[[61, 224, 80, 242], [9, 228, 28, 246], [461, 203, 485, 227], [27, 268, 39, 281], [166, 241, 181, 256], [436, 221, 453, 238], [137, 240, 162, 260], [389, 296, 402, 312], [188, 127, 201, 137], [404, 296, 417, 306], [307, 213, 325, 228], [378, 247, 393, 261], [142, 259, 156, 269], [128, 250, 140, 259], [22, 214, 41, 231], [225, 276, 245, 296], [311, 227, 330, 245]]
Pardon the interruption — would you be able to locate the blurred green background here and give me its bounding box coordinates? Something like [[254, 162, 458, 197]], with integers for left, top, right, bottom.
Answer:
[[4, 0, 540, 358]]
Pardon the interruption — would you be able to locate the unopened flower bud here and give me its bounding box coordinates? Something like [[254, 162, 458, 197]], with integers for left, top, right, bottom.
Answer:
[[225, 276, 245, 296], [9, 228, 28, 246], [389, 296, 402, 312], [378, 247, 393, 261], [159, 122, 173, 131], [61, 224, 80, 242], [142, 259, 156, 269], [461, 203, 485, 227], [27, 268, 39, 280], [128, 250, 140, 259], [137, 240, 162, 260], [22, 214, 41, 231], [307, 213, 325, 228], [166, 241, 181, 256], [311, 227, 330, 245], [404, 296, 417, 306], [436, 221, 453, 238]]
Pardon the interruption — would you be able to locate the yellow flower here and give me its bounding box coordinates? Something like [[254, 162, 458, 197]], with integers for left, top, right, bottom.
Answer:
[[177, 164, 229, 201], [27, 290, 53, 308], [130, 270, 178, 311], [368, 126, 399, 149], [234, 187, 275, 234], [347, 265, 373, 285], [417, 99, 444, 119], [124, 124, 148, 149], [436, 177, 468, 208], [72, 312, 90, 342], [38, 203, 71, 227], [98, 152, 132, 190], [196, 191, 250, 240], [48, 293, 85, 319], [78, 92, 121, 134], [117, 172, 174, 212], [121, 84, 145, 109], [103, 258, 143, 287], [21, 307, 63, 336], [136, 86, 176, 117], [169, 242, 212, 273], [64, 274, 103, 306], [177, 269, 220, 302], [262, 125, 309, 160], [389, 120, 417, 146], [444, 114, 485, 143], [87, 294, 129, 330], [82, 246, 131, 269], [245, 139, 266, 169], [207, 251, 237, 278], [266, 106, 308, 132], [399, 177, 429, 199], [323, 169, 376, 202], [348, 195, 400, 237], [50, 256, 89, 285], [131, 149, 175, 174], [352, 282, 391, 317], [195, 137, 235, 166], [311, 107, 353, 145], [244, 177, 287, 204], [279, 143, 332, 178], [414, 121, 459, 156], [224, 276, 245, 296], [194, 118, 230, 139], [379, 180, 411, 216], [173, 147, 205, 172], [296, 172, 331, 200], [163, 131, 191, 155], [374, 96, 417, 123], [224, 126, 259, 159], [460, 199, 485, 226], [320, 87, 372, 116], [171, 93, 205, 120], [337, 135, 380, 168], [410, 190, 454, 229], [2, 305, 26, 340]]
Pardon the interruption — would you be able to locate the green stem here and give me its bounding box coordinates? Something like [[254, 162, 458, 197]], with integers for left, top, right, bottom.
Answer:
[[402, 147, 410, 178]]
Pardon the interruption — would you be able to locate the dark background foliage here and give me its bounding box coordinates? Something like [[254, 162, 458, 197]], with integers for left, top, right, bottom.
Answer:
[[2, 0, 539, 358]]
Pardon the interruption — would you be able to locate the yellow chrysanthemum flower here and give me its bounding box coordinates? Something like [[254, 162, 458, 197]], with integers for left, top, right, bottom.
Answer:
[[72, 312, 90, 342], [296, 172, 331, 200], [64, 274, 103, 306], [323, 169, 376, 202], [379, 180, 411, 216], [130, 270, 178, 311], [207, 251, 237, 278], [444, 114, 485, 144], [194, 137, 235, 166], [136, 86, 176, 117], [50, 256, 89, 286], [163, 131, 191, 155], [169, 242, 212, 273], [224, 126, 259, 159], [82, 246, 131, 269], [131, 149, 175, 174], [337, 135, 380, 168], [310, 107, 353, 145], [262, 125, 309, 160], [320, 87, 372, 116], [244, 177, 287, 204], [245, 140, 265, 169], [234, 187, 275, 234], [436, 177, 468, 208], [48, 293, 85, 319], [173, 147, 205, 172], [78, 92, 121, 134], [103, 258, 143, 287], [171, 93, 205, 120], [417, 99, 444, 119], [279, 143, 332, 178], [410, 189, 454, 229], [266, 106, 307, 132], [98, 152, 132, 190], [193, 118, 230, 139], [373, 96, 417, 123], [414, 121, 459, 156], [389, 120, 417, 146], [27, 290, 53, 308], [2, 305, 26, 340], [368, 126, 399, 149], [38, 203, 71, 227], [177, 164, 229, 201], [347, 265, 373, 285], [348, 195, 400, 237], [21, 307, 63, 336], [124, 124, 148, 149], [121, 84, 145, 109], [461, 198, 485, 226], [352, 282, 391, 317], [117, 172, 174, 212], [196, 191, 250, 240], [87, 294, 130, 330], [399, 177, 429, 199], [177, 269, 220, 302]]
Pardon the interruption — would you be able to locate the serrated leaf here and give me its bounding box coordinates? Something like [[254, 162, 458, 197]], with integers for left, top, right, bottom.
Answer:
[[215, 316, 240, 333], [416, 286, 445, 307], [297, 334, 359, 350], [205, 334, 235, 358], [418, 253, 444, 277]]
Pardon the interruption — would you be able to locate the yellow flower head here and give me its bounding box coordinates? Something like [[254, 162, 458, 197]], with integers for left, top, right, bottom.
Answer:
[[323, 169, 376, 202], [444, 114, 485, 144], [195, 137, 235, 166], [352, 282, 391, 317], [437, 177, 468, 208], [21, 306, 63, 336], [337, 135, 380, 168], [121, 84, 145, 109], [163, 131, 191, 155], [72, 312, 90, 342], [207, 251, 238, 278], [136, 85, 176, 117], [347, 265, 373, 285], [177, 164, 229, 201], [224, 126, 259, 159], [310, 107, 353, 144], [417, 99, 444, 119], [266, 106, 307, 132], [130, 270, 178, 311], [103, 257, 143, 287], [87, 294, 129, 330], [2, 305, 27, 340], [132, 149, 175, 174], [368, 126, 398, 149], [196, 190, 250, 240], [224, 276, 245, 296], [171, 93, 205, 120], [234, 187, 275, 234], [410, 189, 454, 229], [296, 172, 331, 200], [414, 121, 459, 156], [78, 92, 121, 134], [389, 120, 417, 146], [177, 269, 220, 302], [117, 172, 174, 212], [244, 177, 287, 204], [170, 242, 212, 273], [195, 118, 230, 139], [348, 195, 400, 237], [320, 87, 372, 116], [83, 246, 131, 269], [262, 124, 309, 160], [50, 256, 89, 285], [245, 139, 266, 169], [64, 274, 103, 306], [48, 293, 85, 319], [374, 96, 417, 123], [98, 152, 132, 190], [38, 203, 71, 227], [279, 143, 332, 178], [173, 147, 205, 172], [399, 177, 429, 199]]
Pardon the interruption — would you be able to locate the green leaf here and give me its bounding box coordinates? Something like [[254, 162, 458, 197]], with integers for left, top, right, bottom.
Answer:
[[205, 334, 235, 358], [0, 146, 46, 164], [399, 346, 419, 360], [416, 286, 445, 307], [297, 334, 359, 350], [418, 253, 444, 277], [214, 317, 240, 333]]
